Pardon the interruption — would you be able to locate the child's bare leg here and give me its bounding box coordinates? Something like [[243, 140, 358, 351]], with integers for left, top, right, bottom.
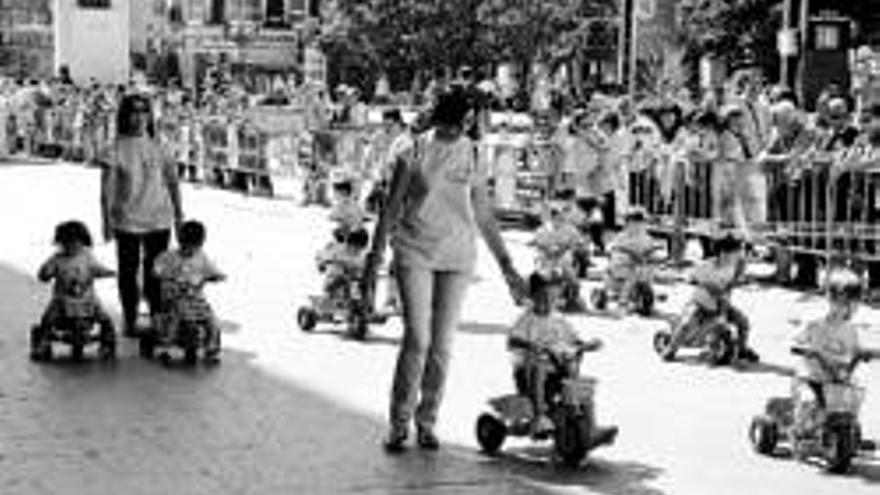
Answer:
[[530, 360, 553, 433], [93, 304, 116, 347], [204, 315, 221, 361], [663, 303, 700, 360]]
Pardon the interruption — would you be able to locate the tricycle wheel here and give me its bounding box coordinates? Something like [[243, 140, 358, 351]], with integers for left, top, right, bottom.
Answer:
[[706, 325, 735, 366], [29, 325, 50, 361], [653, 331, 673, 359], [184, 348, 198, 365], [99, 341, 116, 361], [159, 351, 173, 367], [749, 416, 778, 455], [631, 282, 654, 317], [590, 288, 608, 311], [825, 426, 856, 474], [348, 312, 368, 341], [554, 412, 588, 467], [476, 413, 507, 455], [297, 307, 318, 332], [139, 334, 156, 359], [71, 343, 84, 362]]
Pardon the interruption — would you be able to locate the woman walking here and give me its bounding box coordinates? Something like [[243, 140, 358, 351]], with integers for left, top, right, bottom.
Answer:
[[363, 86, 527, 452], [100, 93, 183, 336]]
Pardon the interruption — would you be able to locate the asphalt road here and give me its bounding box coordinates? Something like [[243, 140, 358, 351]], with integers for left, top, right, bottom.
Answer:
[[1, 162, 879, 495]]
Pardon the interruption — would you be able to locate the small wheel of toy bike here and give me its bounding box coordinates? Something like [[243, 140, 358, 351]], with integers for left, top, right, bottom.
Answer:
[[475, 413, 507, 455], [749, 416, 779, 456], [158, 351, 173, 367], [631, 282, 654, 317], [139, 334, 156, 359], [99, 341, 116, 361], [29, 325, 51, 362], [706, 324, 735, 366], [297, 306, 318, 332], [347, 310, 368, 341], [590, 288, 608, 311], [71, 343, 85, 362], [184, 347, 198, 366], [825, 425, 856, 474], [554, 412, 588, 468], [652, 331, 673, 359]]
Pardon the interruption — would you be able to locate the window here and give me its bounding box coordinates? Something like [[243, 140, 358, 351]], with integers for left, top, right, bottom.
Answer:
[[814, 24, 840, 50], [78, 0, 112, 8], [265, 0, 286, 26], [209, 0, 225, 24]]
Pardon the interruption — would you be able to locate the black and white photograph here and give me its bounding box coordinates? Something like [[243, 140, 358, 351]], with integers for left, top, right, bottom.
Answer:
[[1, 0, 880, 493]]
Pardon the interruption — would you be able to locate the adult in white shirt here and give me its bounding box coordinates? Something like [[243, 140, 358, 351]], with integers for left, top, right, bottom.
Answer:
[[100, 93, 184, 336]]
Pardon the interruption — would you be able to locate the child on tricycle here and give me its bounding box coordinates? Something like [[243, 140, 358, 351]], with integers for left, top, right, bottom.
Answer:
[[591, 207, 664, 315], [750, 266, 880, 473], [529, 197, 588, 311], [31, 220, 116, 361], [654, 231, 759, 365], [475, 272, 618, 466], [146, 220, 226, 365]]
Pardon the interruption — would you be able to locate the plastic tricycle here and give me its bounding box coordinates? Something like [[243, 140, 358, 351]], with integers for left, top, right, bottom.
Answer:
[[475, 338, 618, 467], [139, 279, 222, 366], [29, 302, 116, 362], [590, 246, 665, 317], [297, 263, 389, 340], [749, 347, 878, 474], [652, 299, 750, 366]]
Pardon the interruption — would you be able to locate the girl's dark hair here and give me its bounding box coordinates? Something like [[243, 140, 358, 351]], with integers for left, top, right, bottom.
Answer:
[[332, 180, 353, 195], [528, 271, 562, 296], [178, 220, 206, 248], [54, 220, 93, 248], [431, 86, 472, 127], [714, 233, 743, 254], [116, 94, 155, 138], [347, 228, 370, 249]]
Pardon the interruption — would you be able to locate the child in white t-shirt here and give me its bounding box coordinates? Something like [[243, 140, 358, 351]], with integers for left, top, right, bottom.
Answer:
[[33, 220, 116, 357], [791, 267, 878, 432], [508, 272, 601, 433], [154, 220, 226, 362], [605, 207, 662, 303]]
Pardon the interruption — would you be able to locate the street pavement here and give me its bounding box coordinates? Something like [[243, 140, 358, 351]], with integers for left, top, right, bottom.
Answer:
[[1, 162, 879, 495]]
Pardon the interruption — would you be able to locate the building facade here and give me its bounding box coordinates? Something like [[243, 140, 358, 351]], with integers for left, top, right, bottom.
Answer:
[[173, 0, 321, 93], [54, 0, 131, 84], [0, 0, 54, 80]]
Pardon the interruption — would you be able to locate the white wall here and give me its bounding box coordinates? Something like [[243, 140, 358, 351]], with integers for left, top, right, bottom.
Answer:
[[54, 0, 131, 84]]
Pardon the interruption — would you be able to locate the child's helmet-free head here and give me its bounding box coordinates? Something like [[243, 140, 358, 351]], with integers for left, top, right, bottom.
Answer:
[[178, 220, 206, 249], [54, 220, 93, 248], [825, 266, 862, 302]]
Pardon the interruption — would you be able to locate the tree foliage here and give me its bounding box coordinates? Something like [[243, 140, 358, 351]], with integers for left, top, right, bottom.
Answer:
[[676, 0, 782, 77], [317, 0, 618, 92]]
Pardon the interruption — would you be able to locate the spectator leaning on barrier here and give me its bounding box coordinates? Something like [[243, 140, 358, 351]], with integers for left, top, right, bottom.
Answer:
[[100, 92, 184, 337]]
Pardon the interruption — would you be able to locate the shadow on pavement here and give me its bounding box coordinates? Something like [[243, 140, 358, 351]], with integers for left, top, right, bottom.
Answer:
[[7, 261, 655, 493], [469, 445, 666, 495]]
